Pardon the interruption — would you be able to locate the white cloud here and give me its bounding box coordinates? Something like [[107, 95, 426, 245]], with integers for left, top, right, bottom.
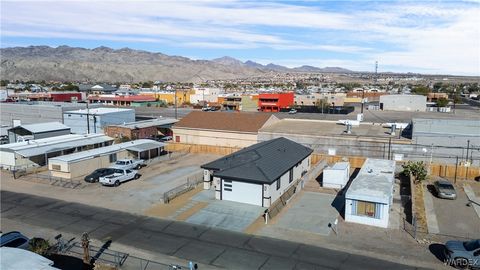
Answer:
[[1, 0, 479, 74]]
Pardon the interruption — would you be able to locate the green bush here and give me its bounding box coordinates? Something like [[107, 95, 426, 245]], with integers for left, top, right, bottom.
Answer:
[[402, 161, 427, 183], [28, 238, 51, 256]]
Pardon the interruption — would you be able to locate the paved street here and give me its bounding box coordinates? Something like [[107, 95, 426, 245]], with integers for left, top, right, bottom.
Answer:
[[0, 190, 430, 270]]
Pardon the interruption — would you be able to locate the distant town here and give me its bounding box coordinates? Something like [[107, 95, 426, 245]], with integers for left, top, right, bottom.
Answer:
[[1, 67, 479, 269]]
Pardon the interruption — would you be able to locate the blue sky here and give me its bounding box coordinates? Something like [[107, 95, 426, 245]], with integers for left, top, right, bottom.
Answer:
[[1, 0, 479, 75]]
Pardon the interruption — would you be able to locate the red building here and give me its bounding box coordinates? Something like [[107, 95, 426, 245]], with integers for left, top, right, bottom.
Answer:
[[88, 95, 156, 106], [50, 92, 82, 102], [258, 92, 294, 112]]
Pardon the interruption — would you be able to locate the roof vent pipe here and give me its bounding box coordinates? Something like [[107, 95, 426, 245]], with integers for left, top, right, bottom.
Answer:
[[346, 124, 352, 134], [390, 124, 396, 136]]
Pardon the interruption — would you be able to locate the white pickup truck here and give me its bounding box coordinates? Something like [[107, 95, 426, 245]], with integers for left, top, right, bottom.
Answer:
[[99, 169, 139, 186], [110, 159, 145, 170]]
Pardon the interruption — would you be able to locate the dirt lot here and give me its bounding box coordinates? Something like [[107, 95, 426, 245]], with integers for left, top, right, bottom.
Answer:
[[0, 153, 220, 215]]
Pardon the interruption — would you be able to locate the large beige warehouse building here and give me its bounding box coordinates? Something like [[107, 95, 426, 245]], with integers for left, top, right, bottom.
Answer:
[[172, 111, 279, 148]]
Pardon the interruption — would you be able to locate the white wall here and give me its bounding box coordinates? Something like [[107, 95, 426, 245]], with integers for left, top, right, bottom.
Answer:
[[344, 198, 390, 228], [221, 179, 263, 206], [0, 151, 16, 168], [173, 128, 258, 148], [380, 95, 426, 112], [323, 166, 349, 189], [263, 155, 311, 207], [64, 110, 135, 134]]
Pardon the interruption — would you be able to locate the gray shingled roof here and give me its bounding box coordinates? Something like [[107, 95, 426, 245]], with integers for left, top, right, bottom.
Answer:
[[201, 137, 313, 184]]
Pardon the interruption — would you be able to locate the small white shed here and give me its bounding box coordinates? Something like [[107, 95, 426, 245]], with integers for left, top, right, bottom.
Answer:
[[322, 162, 350, 189]]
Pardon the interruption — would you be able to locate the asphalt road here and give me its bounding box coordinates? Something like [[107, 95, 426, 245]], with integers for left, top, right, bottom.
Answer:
[[0, 190, 430, 270]]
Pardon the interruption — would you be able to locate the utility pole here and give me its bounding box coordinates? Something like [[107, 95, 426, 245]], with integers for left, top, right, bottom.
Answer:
[[466, 140, 470, 164], [454, 156, 459, 184], [174, 87, 178, 119], [86, 90, 90, 134], [361, 89, 365, 113]]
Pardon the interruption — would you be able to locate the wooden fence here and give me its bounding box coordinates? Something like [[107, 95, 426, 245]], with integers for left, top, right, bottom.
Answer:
[[165, 143, 480, 180], [428, 163, 480, 181]]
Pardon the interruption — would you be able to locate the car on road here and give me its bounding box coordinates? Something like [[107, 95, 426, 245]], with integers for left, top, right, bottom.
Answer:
[[434, 179, 457, 200], [84, 168, 116, 183], [288, 109, 298, 114], [110, 159, 145, 170], [444, 239, 480, 269], [0, 231, 29, 249], [99, 168, 139, 186]]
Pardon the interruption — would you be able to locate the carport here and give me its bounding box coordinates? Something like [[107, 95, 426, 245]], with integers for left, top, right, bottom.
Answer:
[[126, 141, 165, 160]]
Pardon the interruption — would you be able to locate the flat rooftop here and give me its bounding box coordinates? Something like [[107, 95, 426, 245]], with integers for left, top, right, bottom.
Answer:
[[412, 118, 480, 137], [64, 107, 134, 115], [327, 162, 350, 170], [108, 118, 178, 129], [0, 134, 113, 157], [49, 139, 165, 163], [345, 158, 396, 204], [259, 119, 406, 140], [8, 122, 70, 133]]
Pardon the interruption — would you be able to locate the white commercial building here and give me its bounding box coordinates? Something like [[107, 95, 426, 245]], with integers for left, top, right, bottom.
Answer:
[[322, 162, 350, 189], [190, 87, 222, 104], [63, 108, 135, 134], [379, 95, 426, 112], [0, 134, 113, 169], [345, 158, 396, 228], [201, 137, 313, 207]]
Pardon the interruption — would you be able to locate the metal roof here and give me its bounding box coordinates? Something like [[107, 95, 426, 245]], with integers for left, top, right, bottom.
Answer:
[[412, 118, 480, 137], [8, 122, 70, 134], [345, 158, 396, 204], [0, 134, 113, 157], [64, 107, 134, 115], [49, 139, 165, 163], [201, 137, 313, 184], [108, 118, 178, 129]]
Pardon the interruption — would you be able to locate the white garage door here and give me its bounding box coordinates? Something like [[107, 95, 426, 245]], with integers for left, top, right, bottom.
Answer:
[[222, 180, 262, 206]]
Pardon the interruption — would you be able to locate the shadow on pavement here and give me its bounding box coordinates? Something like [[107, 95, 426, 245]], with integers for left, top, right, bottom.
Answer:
[[428, 243, 446, 263]]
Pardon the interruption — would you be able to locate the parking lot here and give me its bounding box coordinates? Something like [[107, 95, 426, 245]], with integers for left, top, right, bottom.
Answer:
[[427, 180, 480, 238], [0, 153, 220, 215]]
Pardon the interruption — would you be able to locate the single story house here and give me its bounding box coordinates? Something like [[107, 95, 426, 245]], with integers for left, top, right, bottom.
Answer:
[[48, 139, 165, 179], [0, 134, 114, 169], [172, 111, 279, 148], [345, 158, 396, 228], [201, 137, 313, 207], [7, 122, 71, 143]]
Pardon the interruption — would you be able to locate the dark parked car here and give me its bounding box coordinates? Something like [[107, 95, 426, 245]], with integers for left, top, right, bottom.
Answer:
[[444, 239, 480, 269], [434, 179, 457, 200], [0, 231, 29, 249], [84, 168, 116, 183]]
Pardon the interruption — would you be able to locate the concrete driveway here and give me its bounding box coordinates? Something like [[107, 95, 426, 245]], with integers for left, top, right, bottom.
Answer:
[[267, 192, 339, 236], [428, 184, 480, 238], [185, 190, 266, 232]]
